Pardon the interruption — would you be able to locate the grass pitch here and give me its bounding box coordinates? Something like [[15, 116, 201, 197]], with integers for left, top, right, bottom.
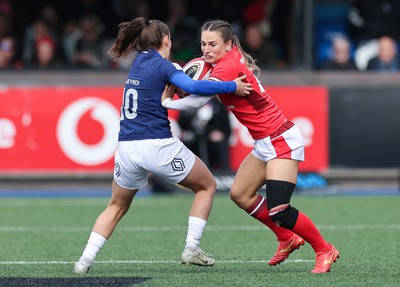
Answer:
[[0, 192, 399, 286]]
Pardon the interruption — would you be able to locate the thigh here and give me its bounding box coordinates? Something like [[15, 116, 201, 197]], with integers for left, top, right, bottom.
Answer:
[[178, 155, 216, 192], [266, 158, 299, 184], [231, 153, 267, 197], [109, 179, 138, 209]]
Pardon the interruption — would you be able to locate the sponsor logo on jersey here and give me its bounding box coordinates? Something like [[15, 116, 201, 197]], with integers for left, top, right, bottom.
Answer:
[[171, 158, 185, 171], [115, 162, 121, 177]]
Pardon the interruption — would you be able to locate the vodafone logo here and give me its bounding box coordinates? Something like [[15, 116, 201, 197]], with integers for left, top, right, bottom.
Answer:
[[57, 97, 119, 166]]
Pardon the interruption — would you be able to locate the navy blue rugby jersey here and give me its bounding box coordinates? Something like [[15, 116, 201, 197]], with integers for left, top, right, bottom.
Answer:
[[118, 50, 181, 141]]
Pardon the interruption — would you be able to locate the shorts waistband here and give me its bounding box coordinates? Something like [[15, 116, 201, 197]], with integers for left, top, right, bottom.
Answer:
[[269, 121, 294, 139]]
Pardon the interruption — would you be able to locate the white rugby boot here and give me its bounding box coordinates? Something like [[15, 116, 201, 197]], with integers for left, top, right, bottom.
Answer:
[[74, 256, 93, 274], [181, 248, 215, 267]]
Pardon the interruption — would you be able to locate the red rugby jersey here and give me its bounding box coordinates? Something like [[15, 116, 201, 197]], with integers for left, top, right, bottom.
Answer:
[[209, 47, 286, 140]]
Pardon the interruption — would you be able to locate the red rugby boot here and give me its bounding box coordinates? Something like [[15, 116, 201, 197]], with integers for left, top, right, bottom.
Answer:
[[268, 234, 305, 266], [310, 244, 339, 274]]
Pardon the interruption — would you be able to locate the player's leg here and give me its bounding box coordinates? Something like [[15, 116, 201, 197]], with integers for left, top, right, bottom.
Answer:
[[230, 152, 269, 209], [75, 180, 138, 274], [266, 158, 339, 273], [92, 180, 137, 238], [178, 155, 217, 266], [179, 155, 216, 219], [229, 153, 303, 265], [137, 137, 215, 266]]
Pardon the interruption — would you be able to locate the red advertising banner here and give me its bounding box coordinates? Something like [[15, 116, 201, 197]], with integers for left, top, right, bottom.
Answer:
[[0, 87, 122, 173], [0, 86, 328, 174]]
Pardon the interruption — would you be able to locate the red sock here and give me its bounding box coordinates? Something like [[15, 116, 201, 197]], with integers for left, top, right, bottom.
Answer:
[[246, 195, 293, 241], [291, 211, 330, 253]]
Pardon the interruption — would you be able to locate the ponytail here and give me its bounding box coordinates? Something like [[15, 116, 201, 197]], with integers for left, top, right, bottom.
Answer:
[[107, 17, 170, 60], [233, 35, 260, 76]]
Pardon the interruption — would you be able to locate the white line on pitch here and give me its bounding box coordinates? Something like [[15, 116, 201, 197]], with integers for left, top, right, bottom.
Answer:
[[0, 259, 314, 265], [0, 224, 399, 233], [0, 198, 233, 207]]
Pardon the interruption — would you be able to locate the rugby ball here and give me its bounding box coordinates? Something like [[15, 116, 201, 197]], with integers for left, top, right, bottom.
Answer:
[[183, 57, 213, 80]]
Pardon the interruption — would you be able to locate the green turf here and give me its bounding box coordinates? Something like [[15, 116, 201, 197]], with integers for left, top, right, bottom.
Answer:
[[0, 193, 399, 286]]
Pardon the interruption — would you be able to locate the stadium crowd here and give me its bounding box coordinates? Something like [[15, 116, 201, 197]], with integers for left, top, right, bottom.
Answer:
[[0, 0, 294, 70], [1, 0, 399, 72], [0, 0, 300, 70]]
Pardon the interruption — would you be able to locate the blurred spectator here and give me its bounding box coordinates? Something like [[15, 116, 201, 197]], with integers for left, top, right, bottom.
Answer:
[[241, 22, 278, 69], [40, 5, 61, 36], [353, 39, 379, 71], [0, 36, 22, 70], [366, 35, 400, 72], [241, 0, 294, 68], [70, 14, 112, 69], [165, 0, 200, 65], [270, 0, 294, 67], [320, 35, 358, 71], [21, 5, 62, 64], [178, 97, 232, 172], [62, 19, 82, 65], [25, 35, 65, 69], [60, 0, 116, 36], [347, 0, 400, 45], [21, 21, 51, 65], [2, 0, 299, 70], [242, 0, 270, 23], [0, 12, 12, 39]]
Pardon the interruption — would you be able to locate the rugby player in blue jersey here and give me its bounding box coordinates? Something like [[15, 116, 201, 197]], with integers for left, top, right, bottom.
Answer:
[[74, 17, 252, 273]]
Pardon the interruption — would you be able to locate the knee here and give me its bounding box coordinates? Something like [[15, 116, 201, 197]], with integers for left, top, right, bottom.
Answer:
[[229, 187, 247, 208], [266, 180, 298, 229], [209, 180, 217, 194], [188, 176, 217, 197], [229, 189, 238, 203], [202, 178, 217, 196], [108, 202, 130, 220]]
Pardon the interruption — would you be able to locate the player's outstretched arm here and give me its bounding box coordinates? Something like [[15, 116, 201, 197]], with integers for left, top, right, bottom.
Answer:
[[161, 84, 214, 110]]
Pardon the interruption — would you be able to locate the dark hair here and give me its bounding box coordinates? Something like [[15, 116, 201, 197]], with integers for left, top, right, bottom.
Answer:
[[200, 20, 260, 75], [107, 17, 170, 59]]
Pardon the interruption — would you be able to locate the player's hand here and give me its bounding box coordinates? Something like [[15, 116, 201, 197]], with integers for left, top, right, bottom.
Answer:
[[161, 84, 176, 103], [233, 75, 252, 97]]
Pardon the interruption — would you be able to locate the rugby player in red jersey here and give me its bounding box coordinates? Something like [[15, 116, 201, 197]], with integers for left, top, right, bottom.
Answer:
[[162, 19, 339, 274]]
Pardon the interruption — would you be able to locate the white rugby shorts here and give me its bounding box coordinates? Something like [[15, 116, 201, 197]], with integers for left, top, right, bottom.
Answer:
[[252, 123, 305, 162], [113, 137, 195, 190]]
